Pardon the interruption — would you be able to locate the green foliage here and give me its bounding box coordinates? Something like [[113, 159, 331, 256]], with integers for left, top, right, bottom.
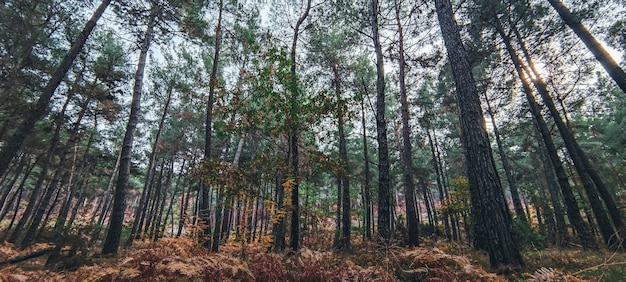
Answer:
[[512, 219, 546, 250], [439, 176, 471, 218]]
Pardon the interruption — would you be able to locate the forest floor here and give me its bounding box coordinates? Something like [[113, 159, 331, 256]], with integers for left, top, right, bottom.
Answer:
[[0, 233, 624, 281]]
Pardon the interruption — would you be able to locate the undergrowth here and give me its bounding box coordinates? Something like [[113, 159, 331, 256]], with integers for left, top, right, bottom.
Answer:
[[0, 237, 624, 281]]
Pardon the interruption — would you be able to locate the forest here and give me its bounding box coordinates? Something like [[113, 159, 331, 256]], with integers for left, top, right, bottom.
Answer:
[[0, 0, 625, 280]]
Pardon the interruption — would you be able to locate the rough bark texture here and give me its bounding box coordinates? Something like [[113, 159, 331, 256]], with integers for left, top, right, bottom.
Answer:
[[101, 9, 155, 254], [435, 0, 523, 269], [0, 0, 112, 177], [372, 0, 391, 242]]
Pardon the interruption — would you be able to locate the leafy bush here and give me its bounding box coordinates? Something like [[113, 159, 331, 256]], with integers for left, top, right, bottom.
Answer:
[[512, 219, 547, 250]]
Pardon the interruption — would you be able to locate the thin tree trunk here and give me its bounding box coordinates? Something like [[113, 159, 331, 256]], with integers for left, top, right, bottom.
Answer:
[[22, 96, 91, 248], [0, 156, 39, 225], [126, 80, 174, 248], [145, 159, 165, 240], [483, 94, 526, 222], [0, 155, 28, 213], [394, 1, 419, 246], [428, 128, 449, 239], [201, 0, 224, 250], [152, 159, 173, 241], [514, 24, 624, 249], [163, 159, 185, 238], [137, 159, 161, 240], [372, 0, 391, 242], [272, 176, 286, 251], [102, 7, 156, 254], [0, 0, 112, 177], [287, 0, 311, 252], [492, 14, 596, 250], [331, 62, 351, 249], [333, 178, 341, 248], [536, 123, 569, 246], [8, 88, 78, 244], [360, 82, 372, 240], [0, 154, 30, 210], [177, 156, 196, 237]]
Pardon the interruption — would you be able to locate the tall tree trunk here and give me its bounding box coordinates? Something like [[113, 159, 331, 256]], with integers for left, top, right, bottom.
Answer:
[[483, 94, 526, 222], [435, 0, 523, 269], [360, 81, 373, 240], [427, 128, 449, 239], [177, 156, 196, 237], [332, 63, 351, 249], [8, 87, 76, 245], [202, 0, 224, 249], [54, 116, 96, 234], [90, 147, 121, 242], [333, 177, 341, 248], [513, 24, 625, 249], [101, 8, 156, 254], [126, 81, 174, 248], [163, 159, 185, 237], [394, 1, 419, 246], [0, 0, 112, 177], [21, 94, 90, 248], [371, 0, 391, 242], [546, 0, 626, 94], [152, 159, 173, 241], [537, 131, 568, 246], [146, 160, 166, 240], [493, 15, 596, 249], [287, 0, 311, 252]]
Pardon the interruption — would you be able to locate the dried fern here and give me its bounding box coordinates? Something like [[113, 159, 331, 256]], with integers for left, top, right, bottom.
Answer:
[[528, 267, 587, 282]]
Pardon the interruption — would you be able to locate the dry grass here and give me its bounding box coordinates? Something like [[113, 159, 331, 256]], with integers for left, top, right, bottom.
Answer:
[[0, 237, 623, 281]]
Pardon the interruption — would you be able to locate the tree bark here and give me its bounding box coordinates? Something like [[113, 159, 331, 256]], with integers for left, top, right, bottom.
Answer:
[[483, 94, 526, 222], [513, 23, 625, 249], [126, 81, 174, 248], [394, 1, 419, 246], [435, 0, 523, 269], [359, 80, 373, 240], [331, 63, 351, 249], [202, 0, 224, 250], [546, 0, 626, 94], [286, 0, 311, 252], [427, 127, 450, 239], [493, 15, 596, 249], [0, 0, 112, 177], [101, 7, 156, 254], [371, 0, 391, 242]]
